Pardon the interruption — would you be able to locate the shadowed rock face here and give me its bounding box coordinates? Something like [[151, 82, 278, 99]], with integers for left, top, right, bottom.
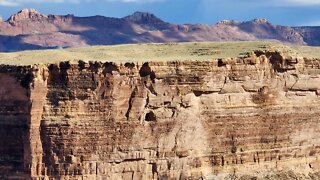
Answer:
[[2, 9, 320, 52], [1, 51, 320, 179]]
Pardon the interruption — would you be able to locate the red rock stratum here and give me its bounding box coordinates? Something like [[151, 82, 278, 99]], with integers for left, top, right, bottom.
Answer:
[[1, 9, 320, 52]]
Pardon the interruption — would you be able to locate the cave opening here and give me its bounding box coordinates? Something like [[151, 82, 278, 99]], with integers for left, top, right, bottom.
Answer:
[[218, 59, 225, 67], [145, 111, 157, 122]]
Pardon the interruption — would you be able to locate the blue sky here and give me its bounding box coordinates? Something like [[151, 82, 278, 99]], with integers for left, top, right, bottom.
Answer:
[[0, 0, 319, 26]]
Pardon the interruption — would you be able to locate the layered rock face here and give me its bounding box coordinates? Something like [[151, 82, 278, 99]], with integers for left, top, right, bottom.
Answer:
[[1, 52, 320, 179]]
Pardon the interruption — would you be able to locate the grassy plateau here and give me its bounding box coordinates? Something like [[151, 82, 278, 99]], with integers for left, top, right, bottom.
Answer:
[[0, 41, 319, 65]]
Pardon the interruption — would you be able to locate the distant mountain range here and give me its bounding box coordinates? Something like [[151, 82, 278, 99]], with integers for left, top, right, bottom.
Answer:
[[0, 9, 320, 52]]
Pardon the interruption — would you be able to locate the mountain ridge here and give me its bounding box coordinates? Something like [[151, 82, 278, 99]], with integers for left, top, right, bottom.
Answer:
[[0, 9, 319, 52]]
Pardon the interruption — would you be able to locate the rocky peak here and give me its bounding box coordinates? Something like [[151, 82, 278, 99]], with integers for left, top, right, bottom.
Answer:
[[123, 11, 164, 24], [217, 20, 239, 25], [252, 18, 269, 24], [47, 14, 74, 23], [7, 9, 47, 25]]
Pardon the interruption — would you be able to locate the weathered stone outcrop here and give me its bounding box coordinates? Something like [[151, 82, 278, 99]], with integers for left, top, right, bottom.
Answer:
[[1, 51, 320, 179], [8, 9, 48, 26]]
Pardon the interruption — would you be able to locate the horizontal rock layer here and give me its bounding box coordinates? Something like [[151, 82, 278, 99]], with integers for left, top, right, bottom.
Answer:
[[1, 52, 320, 179]]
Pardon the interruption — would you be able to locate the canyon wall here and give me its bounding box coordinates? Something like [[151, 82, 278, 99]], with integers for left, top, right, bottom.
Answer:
[[1, 51, 320, 179]]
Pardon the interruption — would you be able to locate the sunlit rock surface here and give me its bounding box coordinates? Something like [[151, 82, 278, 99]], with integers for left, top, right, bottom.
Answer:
[[1, 51, 320, 179]]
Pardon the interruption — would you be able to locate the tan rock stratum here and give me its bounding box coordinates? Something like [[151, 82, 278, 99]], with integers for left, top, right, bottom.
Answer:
[[0, 42, 320, 179]]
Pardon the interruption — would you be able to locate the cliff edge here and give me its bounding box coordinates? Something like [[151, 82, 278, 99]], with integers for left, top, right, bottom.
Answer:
[[0, 42, 320, 179]]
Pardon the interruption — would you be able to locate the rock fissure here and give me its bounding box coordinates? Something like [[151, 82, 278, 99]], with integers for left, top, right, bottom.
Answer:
[[125, 86, 137, 121]]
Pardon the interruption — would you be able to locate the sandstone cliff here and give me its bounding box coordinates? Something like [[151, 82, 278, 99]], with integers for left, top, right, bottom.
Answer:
[[1, 50, 320, 179]]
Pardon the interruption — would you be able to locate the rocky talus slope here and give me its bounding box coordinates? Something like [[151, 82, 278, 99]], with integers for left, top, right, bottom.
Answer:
[[1, 51, 320, 179]]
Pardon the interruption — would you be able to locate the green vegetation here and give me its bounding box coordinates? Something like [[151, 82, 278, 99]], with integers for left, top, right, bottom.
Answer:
[[0, 41, 318, 65], [290, 45, 320, 58]]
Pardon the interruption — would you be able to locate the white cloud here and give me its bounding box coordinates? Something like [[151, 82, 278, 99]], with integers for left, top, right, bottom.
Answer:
[[0, 0, 161, 6], [281, 0, 320, 6], [106, 0, 164, 3], [0, 0, 86, 6], [0, 0, 19, 6], [235, 0, 320, 6], [261, 0, 320, 6], [299, 20, 320, 26]]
